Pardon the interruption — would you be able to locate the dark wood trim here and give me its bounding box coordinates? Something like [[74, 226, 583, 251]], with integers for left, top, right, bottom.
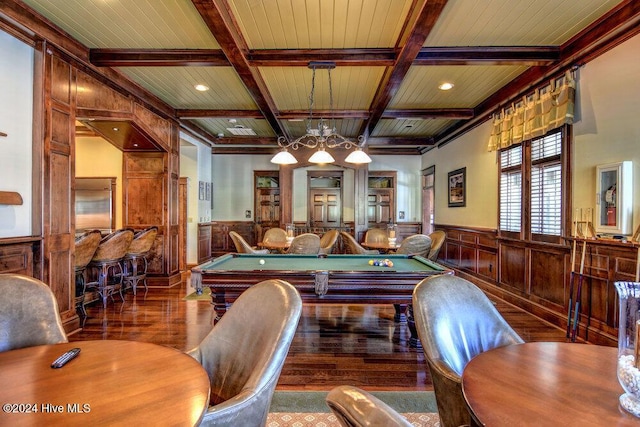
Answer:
[[360, 0, 448, 139], [190, 0, 288, 140]]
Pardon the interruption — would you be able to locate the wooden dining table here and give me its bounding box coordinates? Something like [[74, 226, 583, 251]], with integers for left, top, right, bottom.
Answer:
[[462, 342, 638, 426], [0, 340, 210, 426], [360, 241, 400, 253], [257, 240, 291, 253]]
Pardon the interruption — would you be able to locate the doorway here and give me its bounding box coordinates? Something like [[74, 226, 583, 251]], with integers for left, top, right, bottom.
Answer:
[[422, 166, 435, 234], [308, 171, 343, 227]]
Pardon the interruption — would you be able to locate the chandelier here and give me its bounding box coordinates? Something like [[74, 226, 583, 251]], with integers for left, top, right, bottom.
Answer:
[[270, 62, 372, 165]]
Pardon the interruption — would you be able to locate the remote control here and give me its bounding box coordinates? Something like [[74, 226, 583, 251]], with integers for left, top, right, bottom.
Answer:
[[51, 348, 81, 368]]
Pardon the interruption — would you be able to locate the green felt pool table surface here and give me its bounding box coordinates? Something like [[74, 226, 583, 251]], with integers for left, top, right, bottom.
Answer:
[[191, 253, 452, 348], [194, 253, 445, 273]]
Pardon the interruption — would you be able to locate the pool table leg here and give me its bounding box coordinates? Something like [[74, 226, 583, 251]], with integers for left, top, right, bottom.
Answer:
[[393, 304, 407, 322], [406, 304, 422, 349], [210, 291, 229, 323]]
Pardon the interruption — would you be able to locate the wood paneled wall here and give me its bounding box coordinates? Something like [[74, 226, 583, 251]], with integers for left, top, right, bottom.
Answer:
[[436, 224, 638, 346]]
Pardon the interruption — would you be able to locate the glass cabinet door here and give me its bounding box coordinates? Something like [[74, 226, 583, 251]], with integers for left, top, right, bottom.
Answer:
[[595, 161, 633, 235]]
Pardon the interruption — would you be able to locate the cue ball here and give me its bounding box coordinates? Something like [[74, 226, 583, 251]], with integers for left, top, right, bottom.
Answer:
[[259, 259, 265, 265]]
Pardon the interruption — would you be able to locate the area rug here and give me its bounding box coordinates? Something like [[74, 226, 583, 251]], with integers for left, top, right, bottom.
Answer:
[[267, 391, 439, 427], [183, 288, 211, 300], [267, 412, 440, 426]]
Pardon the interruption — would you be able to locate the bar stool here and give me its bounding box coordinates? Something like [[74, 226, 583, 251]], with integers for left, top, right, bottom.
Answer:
[[122, 226, 158, 295], [86, 229, 134, 308], [73, 230, 102, 316]]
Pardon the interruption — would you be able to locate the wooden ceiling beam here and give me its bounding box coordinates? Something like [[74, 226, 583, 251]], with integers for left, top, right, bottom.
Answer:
[[359, 0, 449, 140], [190, 0, 289, 140], [177, 109, 265, 119], [90, 49, 229, 67], [88, 46, 559, 68], [414, 46, 559, 66]]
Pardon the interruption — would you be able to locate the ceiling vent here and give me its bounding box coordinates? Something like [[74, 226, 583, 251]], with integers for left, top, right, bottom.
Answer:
[[226, 125, 256, 136]]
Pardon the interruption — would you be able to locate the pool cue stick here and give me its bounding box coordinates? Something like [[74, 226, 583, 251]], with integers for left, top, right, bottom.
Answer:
[[566, 228, 578, 338], [571, 240, 587, 342]]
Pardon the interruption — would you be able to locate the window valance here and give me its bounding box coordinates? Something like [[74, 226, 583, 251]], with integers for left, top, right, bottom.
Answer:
[[488, 70, 575, 151]]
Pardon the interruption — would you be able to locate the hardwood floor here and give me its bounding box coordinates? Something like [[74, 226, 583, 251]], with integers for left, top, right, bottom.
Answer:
[[69, 276, 573, 392]]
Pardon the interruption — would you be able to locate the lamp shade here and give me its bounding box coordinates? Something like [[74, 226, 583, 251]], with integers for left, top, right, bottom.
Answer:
[[308, 148, 335, 164], [270, 149, 298, 164], [345, 148, 372, 164]]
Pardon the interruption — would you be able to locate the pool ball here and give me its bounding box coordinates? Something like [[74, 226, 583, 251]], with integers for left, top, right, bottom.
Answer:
[[259, 259, 265, 265]]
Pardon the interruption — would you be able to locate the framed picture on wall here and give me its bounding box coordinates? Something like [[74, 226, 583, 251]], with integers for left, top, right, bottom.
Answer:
[[198, 181, 205, 200], [210, 181, 214, 209], [205, 182, 211, 201], [448, 167, 466, 207]]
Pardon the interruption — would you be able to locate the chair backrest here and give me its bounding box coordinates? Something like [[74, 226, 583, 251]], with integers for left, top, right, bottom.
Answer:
[[188, 279, 302, 426], [396, 234, 432, 257], [262, 227, 287, 244], [319, 229, 339, 254], [0, 274, 68, 352], [412, 275, 524, 427], [92, 228, 134, 262], [326, 385, 413, 427], [127, 226, 158, 255], [286, 233, 321, 254], [364, 228, 387, 244], [74, 230, 102, 270], [427, 230, 446, 261], [229, 231, 253, 254], [339, 231, 379, 255]]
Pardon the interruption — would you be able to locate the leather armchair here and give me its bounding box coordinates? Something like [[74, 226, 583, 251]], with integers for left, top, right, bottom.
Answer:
[[229, 231, 269, 254], [396, 234, 432, 257], [188, 279, 302, 427], [426, 230, 446, 261], [286, 233, 320, 254], [412, 275, 523, 427], [0, 274, 68, 352], [364, 228, 387, 244], [326, 385, 413, 427], [319, 229, 339, 254], [339, 231, 379, 255]]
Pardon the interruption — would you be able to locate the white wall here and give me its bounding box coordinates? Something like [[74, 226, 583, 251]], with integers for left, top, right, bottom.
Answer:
[[211, 154, 275, 221], [421, 122, 498, 229], [572, 33, 640, 233], [179, 132, 212, 264], [0, 31, 33, 238], [370, 155, 423, 223], [422, 32, 640, 234]]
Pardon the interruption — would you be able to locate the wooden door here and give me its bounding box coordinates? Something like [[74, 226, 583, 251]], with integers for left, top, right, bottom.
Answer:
[[367, 189, 393, 224], [310, 189, 342, 227], [256, 188, 280, 226]]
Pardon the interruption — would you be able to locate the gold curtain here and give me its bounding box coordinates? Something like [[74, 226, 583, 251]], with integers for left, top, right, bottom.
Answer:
[[488, 70, 575, 151]]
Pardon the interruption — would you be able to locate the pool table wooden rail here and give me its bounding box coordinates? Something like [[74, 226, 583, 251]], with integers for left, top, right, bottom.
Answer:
[[191, 253, 452, 347]]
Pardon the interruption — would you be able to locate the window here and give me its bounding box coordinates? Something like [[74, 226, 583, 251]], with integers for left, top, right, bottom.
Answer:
[[500, 146, 522, 233], [499, 129, 567, 242]]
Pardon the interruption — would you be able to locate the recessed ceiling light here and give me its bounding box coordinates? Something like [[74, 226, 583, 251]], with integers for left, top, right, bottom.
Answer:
[[438, 82, 454, 91], [194, 84, 209, 92], [112, 127, 119, 131]]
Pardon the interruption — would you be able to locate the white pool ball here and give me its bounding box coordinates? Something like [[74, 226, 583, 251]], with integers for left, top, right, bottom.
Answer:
[[259, 259, 265, 265]]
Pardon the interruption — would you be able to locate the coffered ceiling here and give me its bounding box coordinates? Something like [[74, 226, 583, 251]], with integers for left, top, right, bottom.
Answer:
[[11, 0, 640, 155]]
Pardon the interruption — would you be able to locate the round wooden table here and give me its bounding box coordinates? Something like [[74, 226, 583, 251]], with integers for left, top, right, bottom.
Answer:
[[462, 342, 638, 426], [257, 241, 291, 253], [0, 340, 210, 426], [360, 241, 400, 253]]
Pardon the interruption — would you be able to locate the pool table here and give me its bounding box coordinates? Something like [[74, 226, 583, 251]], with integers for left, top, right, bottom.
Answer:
[[191, 253, 452, 347]]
